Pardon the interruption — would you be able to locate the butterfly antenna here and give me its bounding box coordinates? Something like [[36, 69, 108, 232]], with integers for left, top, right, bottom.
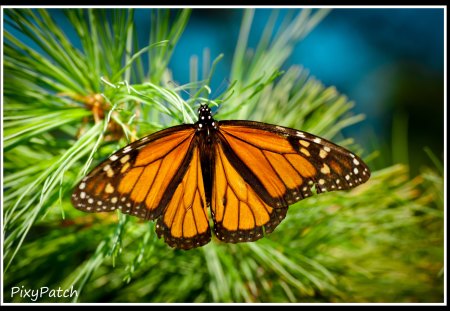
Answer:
[[167, 80, 193, 98]]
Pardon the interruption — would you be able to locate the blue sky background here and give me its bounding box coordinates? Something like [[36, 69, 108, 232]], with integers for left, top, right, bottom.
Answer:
[[160, 8, 444, 174]]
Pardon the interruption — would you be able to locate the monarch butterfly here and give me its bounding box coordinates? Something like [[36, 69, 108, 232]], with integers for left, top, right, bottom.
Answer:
[[72, 104, 370, 249]]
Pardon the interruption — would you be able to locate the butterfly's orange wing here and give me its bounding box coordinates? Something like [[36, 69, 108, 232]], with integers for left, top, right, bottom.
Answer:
[[211, 141, 288, 243], [211, 121, 370, 243], [155, 144, 211, 249], [72, 113, 371, 249], [72, 125, 198, 220], [72, 125, 211, 250]]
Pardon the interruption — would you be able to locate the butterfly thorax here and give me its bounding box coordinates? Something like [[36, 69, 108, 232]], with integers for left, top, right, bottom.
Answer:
[[196, 104, 218, 144]]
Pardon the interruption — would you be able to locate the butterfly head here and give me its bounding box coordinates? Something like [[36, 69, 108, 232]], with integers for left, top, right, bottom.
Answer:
[[196, 104, 217, 131]]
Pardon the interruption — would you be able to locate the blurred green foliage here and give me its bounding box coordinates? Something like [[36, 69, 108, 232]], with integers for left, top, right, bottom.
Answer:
[[3, 8, 443, 303]]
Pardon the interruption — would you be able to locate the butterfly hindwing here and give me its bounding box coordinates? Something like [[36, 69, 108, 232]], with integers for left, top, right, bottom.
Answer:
[[155, 143, 211, 249], [71, 125, 196, 220], [211, 141, 288, 243]]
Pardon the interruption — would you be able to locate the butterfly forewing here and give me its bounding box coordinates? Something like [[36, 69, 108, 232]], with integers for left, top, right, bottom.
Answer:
[[71, 125, 196, 219], [216, 121, 370, 208]]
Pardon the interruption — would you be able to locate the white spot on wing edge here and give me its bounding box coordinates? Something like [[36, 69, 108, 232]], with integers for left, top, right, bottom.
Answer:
[[319, 149, 328, 159], [123, 146, 132, 153], [299, 140, 310, 147], [106, 169, 114, 178], [320, 164, 331, 174], [300, 148, 310, 157], [105, 183, 115, 194], [110, 155, 119, 161], [313, 137, 321, 144], [120, 154, 130, 163], [79, 182, 86, 190]]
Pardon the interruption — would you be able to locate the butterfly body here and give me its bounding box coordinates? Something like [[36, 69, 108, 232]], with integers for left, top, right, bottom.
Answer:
[[72, 104, 370, 249]]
